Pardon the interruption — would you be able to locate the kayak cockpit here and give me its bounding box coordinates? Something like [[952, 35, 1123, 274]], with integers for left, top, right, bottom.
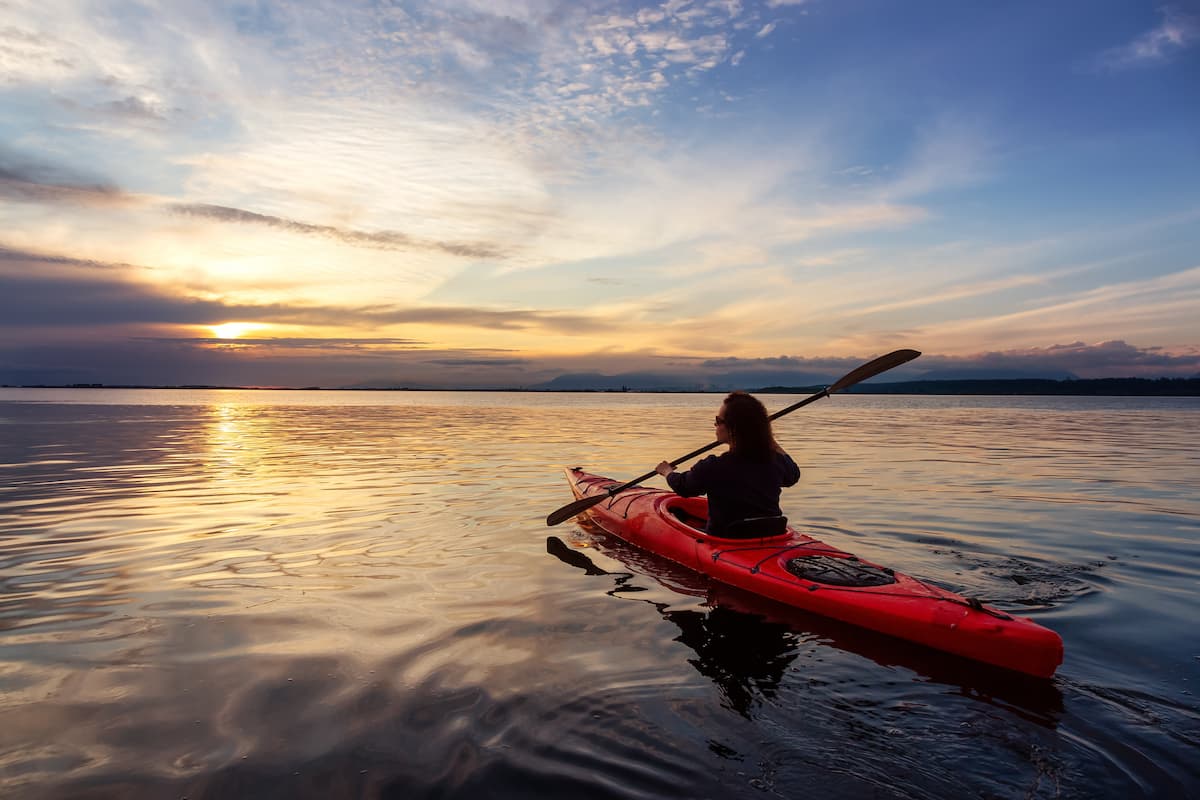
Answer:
[[664, 497, 708, 532], [661, 497, 793, 540], [724, 515, 789, 538]]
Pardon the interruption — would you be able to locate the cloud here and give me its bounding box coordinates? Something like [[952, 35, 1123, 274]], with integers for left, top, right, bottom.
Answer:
[[879, 115, 995, 201], [423, 357, 529, 367], [351, 305, 621, 334], [531, 0, 745, 116], [234, 1, 756, 143], [0, 338, 536, 389], [137, 337, 426, 351], [4, 1, 1194, 391], [916, 341, 1200, 379], [700, 354, 852, 371], [97, 96, 167, 119], [3, 310, 1195, 389], [171, 203, 507, 259], [0, 154, 134, 207], [0, 269, 290, 328], [0, 14, 86, 84], [846, 269, 1071, 318], [0, 2, 834, 287], [0, 245, 129, 270], [1095, 7, 1199, 70], [912, 264, 1200, 352], [0, 245, 620, 335], [529, 341, 1200, 391], [0, 325, 550, 388]]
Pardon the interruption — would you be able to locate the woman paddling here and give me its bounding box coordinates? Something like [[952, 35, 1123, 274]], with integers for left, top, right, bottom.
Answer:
[[655, 391, 800, 537]]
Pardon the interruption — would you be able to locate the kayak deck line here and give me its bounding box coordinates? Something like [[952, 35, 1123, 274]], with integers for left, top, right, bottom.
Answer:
[[562, 467, 1063, 678]]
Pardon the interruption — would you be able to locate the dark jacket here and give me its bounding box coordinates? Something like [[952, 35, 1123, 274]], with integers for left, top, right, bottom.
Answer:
[[666, 450, 800, 536]]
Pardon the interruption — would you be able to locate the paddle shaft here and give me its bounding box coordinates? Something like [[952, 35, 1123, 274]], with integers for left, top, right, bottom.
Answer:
[[545, 349, 920, 526]]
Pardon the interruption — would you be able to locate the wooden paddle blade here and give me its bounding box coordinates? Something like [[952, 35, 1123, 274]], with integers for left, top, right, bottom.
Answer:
[[827, 348, 921, 394], [546, 492, 609, 526]]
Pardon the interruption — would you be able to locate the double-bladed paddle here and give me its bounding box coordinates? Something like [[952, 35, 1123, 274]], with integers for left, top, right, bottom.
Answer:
[[545, 348, 921, 527]]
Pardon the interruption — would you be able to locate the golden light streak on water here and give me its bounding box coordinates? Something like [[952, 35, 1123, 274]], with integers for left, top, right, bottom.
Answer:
[[0, 391, 1197, 798]]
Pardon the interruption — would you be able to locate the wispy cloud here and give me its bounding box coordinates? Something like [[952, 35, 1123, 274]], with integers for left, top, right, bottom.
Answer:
[[0, 154, 134, 207], [423, 356, 529, 367], [879, 115, 995, 201], [846, 266, 1087, 318], [1, 3, 921, 289], [352, 305, 623, 334], [5, 146, 508, 268], [2, 2, 1197, 385], [1095, 6, 1199, 70], [172, 203, 506, 259], [880, 265, 1200, 358]]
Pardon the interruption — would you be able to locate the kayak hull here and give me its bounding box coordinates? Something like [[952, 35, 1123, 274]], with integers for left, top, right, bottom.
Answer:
[[565, 468, 1063, 679]]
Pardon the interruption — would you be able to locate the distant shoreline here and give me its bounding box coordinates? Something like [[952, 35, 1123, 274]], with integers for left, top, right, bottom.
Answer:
[[763, 377, 1200, 397], [3, 377, 1199, 396]]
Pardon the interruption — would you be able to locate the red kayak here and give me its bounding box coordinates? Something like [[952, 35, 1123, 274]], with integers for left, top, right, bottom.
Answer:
[[564, 468, 1063, 679]]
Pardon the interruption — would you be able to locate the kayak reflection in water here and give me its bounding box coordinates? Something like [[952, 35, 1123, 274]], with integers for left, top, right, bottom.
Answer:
[[655, 391, 801, 538]]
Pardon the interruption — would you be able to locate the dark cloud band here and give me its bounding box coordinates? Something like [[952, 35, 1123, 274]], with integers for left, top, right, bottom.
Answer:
[[0, 245, 614, 334]]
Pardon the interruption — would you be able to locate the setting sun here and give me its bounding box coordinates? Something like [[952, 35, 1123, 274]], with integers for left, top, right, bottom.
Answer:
[[210, 323, 261, 339]]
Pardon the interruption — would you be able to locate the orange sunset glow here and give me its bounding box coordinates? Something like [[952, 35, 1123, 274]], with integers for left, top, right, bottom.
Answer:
[[1, 1, 1197, 389]]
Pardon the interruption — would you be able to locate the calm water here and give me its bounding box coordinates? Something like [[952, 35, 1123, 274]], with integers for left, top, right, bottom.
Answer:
[[1, 389, 1198, 799]]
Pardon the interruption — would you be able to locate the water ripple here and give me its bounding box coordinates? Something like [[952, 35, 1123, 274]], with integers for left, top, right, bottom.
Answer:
[[1, 393, 1197, 798]]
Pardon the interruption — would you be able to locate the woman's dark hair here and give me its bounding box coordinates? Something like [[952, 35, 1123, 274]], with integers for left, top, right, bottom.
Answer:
[[722, 391, 776, 461]]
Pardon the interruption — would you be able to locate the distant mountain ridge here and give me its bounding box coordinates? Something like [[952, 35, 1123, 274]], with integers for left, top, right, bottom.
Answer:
[[912, 368, 1077, 381], [531, 366, 1199, 395], [534, 369, 834, 392], [759, 377, 1200, 396]]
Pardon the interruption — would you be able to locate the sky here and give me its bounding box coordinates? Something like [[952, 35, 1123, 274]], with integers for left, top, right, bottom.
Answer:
[[2, 0, 1199, 389]]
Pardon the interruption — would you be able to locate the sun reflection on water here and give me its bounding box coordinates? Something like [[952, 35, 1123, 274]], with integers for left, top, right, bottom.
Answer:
[[1, 393, 1198, 799]]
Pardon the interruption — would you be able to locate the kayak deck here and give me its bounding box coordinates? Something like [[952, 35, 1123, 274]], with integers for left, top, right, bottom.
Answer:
[[565, 468, 1063, 679]]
